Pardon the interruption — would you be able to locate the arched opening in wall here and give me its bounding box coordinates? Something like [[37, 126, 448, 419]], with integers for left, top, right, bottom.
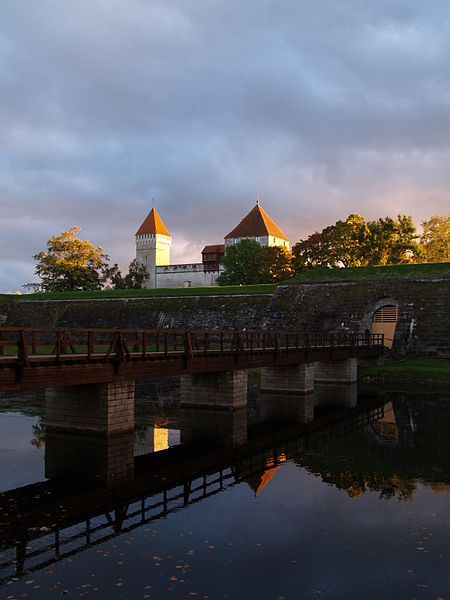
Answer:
[[371, 305, 399, 349]]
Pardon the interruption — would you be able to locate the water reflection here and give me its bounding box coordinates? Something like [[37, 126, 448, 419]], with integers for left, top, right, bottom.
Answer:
[[180, 406, 248, 446], [1, 387, 449, 598], [45, 430, 135, 485]]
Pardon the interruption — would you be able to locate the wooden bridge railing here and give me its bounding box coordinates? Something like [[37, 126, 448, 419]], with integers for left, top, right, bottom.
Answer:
[[0, 327, 384, 366]]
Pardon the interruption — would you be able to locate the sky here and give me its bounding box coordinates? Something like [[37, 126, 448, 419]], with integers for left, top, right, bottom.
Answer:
[[1, 0, 449, 292]]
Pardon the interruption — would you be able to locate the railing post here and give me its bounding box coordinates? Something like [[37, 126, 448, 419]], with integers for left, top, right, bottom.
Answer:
[[142, 331, 146, 358], [0, 330, 3, 356], [184, 331, 193, 366], [88, 331, 93, 360], [133, 331, 140, 353], [18, 330, 28, 365], [56, 331, 62, 361], [275, 334, 280, 354]]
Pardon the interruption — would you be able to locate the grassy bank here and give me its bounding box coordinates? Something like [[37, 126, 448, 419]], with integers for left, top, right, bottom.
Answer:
[[1, 262, 447, 303], [0, 283, 277, 303], [290, 262, 449, 283], [359, 359, 450, 394]]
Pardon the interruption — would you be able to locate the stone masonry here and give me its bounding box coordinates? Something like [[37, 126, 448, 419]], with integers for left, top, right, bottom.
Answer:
[[260, 363, 315, 395], [180, 370, 248, 410], [314, 358, 357, 384], [45, 380, 135, 435]]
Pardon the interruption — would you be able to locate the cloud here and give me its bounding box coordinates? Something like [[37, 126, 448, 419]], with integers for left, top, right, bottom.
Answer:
[[1, 0, 449, 291]]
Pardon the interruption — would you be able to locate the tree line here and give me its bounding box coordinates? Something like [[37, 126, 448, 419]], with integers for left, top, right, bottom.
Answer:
[[218, 212, 449, 285], [27, 213, 448, 292]]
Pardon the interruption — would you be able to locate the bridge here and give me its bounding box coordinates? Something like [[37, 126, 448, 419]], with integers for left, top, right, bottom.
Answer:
[[0, 326, 383, 440], [0, 327, 383, 390]]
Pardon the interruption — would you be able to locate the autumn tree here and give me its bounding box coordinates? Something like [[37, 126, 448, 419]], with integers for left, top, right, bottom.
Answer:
[[419, 214, 450, 262], [30, 226, 110, 292], [106, 259, 149, 289], [365, 214, 419, 265]]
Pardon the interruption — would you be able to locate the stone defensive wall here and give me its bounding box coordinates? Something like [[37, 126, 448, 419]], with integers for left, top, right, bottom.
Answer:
[[1, 273, 448, 357]]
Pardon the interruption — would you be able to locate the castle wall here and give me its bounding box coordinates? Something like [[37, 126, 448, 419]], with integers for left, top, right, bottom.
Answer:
[[155, 264, 224, 288], [3, 273, 448, 358]]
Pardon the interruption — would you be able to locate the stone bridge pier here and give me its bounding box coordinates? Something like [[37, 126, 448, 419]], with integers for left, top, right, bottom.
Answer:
[[260, 363, 315, 423], [45, 380, 135, 435], [259, 358, 358, 420], [314, 358, 357, 385], [180, 370, 248, 446], [44, 380, 135, 484]]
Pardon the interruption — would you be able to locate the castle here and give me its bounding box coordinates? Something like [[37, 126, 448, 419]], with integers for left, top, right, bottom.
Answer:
[[135, 200, 290, 288]]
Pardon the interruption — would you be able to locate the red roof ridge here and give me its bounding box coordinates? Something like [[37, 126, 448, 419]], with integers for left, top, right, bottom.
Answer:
[[136, 208, 171, 237]]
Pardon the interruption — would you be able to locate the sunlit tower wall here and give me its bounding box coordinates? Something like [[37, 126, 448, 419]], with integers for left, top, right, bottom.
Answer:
[[135, 208, 171, 289]]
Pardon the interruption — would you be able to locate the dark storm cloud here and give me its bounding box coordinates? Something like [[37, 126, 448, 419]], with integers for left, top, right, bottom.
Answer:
[[1, 0, 449, 291]]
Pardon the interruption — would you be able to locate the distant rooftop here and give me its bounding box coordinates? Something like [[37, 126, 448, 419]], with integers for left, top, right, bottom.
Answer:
[[224, 202, 288, 241], [136, 207, 171, 237]]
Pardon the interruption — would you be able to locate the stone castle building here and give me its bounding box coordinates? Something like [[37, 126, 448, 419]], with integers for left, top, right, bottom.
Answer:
[[135, 200, 289, 289]]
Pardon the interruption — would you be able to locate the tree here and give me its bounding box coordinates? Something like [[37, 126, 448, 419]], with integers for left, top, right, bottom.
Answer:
[[292, 213, 419, 272], [292, 231, 331, 272], [260, 246, 293, 282], [106, 259, 149, 289], [419, 214, 450, 262], [30, 226, 110, 292], [366, 214, 419, 265], [324, 213, 371, 267], [217, 239, 293, 285], [217, 239, 266, 285]]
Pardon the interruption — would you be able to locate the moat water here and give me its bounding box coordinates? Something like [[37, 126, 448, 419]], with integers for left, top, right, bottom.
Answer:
[[0, 384, 449, 599]]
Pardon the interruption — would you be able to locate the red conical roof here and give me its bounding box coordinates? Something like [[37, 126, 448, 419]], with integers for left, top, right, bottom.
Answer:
[[224, 203, 288, 241], [136, 208, 171, 237]]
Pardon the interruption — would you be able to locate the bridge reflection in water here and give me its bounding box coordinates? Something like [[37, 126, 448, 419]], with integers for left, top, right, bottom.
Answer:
[[0, 393, 385, 585]]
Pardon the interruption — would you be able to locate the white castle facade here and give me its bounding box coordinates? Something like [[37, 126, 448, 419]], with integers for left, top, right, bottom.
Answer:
[[135, 201, 289, 289]]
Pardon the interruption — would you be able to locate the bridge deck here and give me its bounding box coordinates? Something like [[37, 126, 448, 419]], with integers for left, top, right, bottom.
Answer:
[[0, 327, 384, 391]]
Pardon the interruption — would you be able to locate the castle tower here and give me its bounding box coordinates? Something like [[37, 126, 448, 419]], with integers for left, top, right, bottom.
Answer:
[[224, 200, 289, 249], [136, 207, 171, 288]]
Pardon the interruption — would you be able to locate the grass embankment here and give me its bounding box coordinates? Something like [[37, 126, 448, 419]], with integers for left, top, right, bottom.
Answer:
[[0, 283, 277, 303], [1, 262, 448, 303], [359, 359, 450, 394], [290, 262, 450, 283]]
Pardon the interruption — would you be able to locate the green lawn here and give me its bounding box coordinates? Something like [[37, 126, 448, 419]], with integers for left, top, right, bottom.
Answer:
[[1, 262, 448, 303], [290, 262, 450, 283], [0, 283, 277, 303], [359, 358, 450, 394]]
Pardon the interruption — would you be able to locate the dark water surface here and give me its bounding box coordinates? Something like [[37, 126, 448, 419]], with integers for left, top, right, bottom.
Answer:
[[0, 388, 449, 599]]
